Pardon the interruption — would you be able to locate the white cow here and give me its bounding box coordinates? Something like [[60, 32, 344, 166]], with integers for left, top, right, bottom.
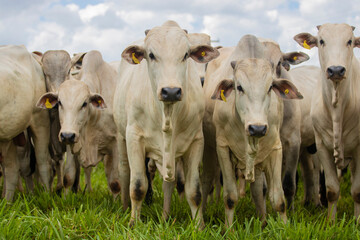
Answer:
[[294, 23, 360, 221], [113, 20, 219, 227], [37, 50, 123, 202], [0, 45, 52, 200], [203, 35, 303, 227]]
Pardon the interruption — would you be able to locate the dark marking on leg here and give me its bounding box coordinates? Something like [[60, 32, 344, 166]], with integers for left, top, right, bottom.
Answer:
[[110, 180, 121, 194], [193, 182, 202, 207], [282, 172, 295, 206], [319, 171, 327, 207], [327, 190, 338, 202], [133, 179, 144, 201], [226, 197, 235, 210], [279, 202, 286, 213], [145, 158, 153, 205], [63, 174, 70, 188], [176, 178, 185, 195], [354, 192, 360, 203], [306, 143, 317, 154]]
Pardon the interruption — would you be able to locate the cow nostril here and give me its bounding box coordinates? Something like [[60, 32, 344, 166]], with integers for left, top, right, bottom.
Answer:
[[248, 125, 267, 137], [161, 88, 168, 98], [339, 67, 346, 76], [327, 68, 334, 77], [176, 88, 181, 99]]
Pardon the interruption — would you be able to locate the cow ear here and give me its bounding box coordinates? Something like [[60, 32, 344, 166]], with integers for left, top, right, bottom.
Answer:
[[283, 52, 309, 65], [32, 51, 43, 65], [293, 33, 317, 49], [354, 37, 360, 48], [211, 79, 234, 102], [89, 94, 107, 109], [122, 45, 145, 65], [71, 52, 86, 68], [190, 45, 219, 63], [36, 93, 58, 109], [272, 79, 303, 99]]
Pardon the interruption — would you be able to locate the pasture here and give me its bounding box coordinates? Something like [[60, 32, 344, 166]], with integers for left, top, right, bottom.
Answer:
[[0, 163, 359, 239]]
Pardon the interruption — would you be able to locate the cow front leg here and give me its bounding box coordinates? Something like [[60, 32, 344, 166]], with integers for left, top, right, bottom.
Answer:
[[264, 148, 287, 223], [126, 130, 147, 227], [162, 179, 176, 220], [55, 159, 64, 194], [63, 147, 80, 195], [183, 138, 205, 229], [3, 142, 19, 201], [84, 167, 93, 192], [117, 134, 130, 210], [250, 168, 267, 224], [201, 145, 218, 214], [216, 144, 238, 228], [350, 146, 360, 222]]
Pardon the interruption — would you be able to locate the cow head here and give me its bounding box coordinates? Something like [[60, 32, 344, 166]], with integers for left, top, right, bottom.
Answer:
[[122, 26, 219, 103], [294, 23, 360, 83], [212, 58, 303, 137], [36, 80, 106, 151], [260, 40, 309, 77]]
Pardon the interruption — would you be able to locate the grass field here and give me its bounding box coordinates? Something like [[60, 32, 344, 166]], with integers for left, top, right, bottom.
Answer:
[[0, 163, 359, 239]]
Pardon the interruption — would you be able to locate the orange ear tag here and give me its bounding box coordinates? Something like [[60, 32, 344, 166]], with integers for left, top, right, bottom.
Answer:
[[45, 98, 52, 109], [220, 90, 227, 102], [201, 51, 206, 57], [303, 40, 311, 50], [284, 89, 289, 95], [132, 53, 140, 64]]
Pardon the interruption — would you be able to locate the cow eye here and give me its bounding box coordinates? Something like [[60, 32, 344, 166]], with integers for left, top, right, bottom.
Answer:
[[237, 85, 244, 92], [81, 102, 87, 108], [319, 39, 324, 45], [149, 52, 156, 60], [348, 39, 352, 46], [183, 52, 188, 61]]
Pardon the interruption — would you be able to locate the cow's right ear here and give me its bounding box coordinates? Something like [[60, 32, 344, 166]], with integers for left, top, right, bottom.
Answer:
[[36, 93, 58, 109], [122, 45, 145, 65], [32, 51, 43, 65], [211, 79, 234, 102], [293, 33, 317, 49]]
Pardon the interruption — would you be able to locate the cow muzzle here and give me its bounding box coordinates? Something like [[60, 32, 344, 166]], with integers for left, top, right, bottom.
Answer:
[[160, 87, 182, 102], [247, 124, 267, 138], [59, 132, 76, 144], [327, 66, 346, 81]]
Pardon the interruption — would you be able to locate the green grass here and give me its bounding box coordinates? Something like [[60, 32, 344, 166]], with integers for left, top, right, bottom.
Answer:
[[0, 164, 360, 239]]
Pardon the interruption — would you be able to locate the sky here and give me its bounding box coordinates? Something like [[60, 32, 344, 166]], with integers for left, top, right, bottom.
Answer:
[[1, 0, 360, 66]]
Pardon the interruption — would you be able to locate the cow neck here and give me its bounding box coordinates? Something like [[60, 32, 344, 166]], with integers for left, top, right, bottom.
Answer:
[[321, 57, 358, 169]]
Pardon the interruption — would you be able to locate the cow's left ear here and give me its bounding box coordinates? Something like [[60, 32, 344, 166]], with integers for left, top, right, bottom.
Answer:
[[211, 79, 234, 101], [354, 37, 360, 48], [283, 52, 309, 65], [272, 79, 303, 100], [71, 52, 87, 69], [89, 94, 107, 109], [122, 45, 145, 65], [190, 45, 220, 63], [32, 51, 43, 65], [36, 92, 58, 109]]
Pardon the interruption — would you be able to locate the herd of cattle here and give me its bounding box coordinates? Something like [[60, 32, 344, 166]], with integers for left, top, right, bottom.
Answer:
[[0, 20, 359, 228]]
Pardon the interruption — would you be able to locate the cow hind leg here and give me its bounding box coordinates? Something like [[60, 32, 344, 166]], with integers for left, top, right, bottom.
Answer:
[[201, 146, 218, 214], [2, 142, 19, 201]]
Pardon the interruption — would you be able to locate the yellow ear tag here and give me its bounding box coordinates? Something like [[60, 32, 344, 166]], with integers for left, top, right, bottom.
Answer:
[[45, 98, 52, 109], [220, 90, 227, 102], [284, 89, 289, 95], [201, 51, 206, 57], [98, 100, 102, 104], [132, 53, 140, 64], [303, 40, 311, 50], [293, 56, 298, 61]]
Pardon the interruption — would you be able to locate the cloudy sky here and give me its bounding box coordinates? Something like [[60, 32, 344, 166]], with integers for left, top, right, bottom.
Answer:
[[1, 0, 360, 66]]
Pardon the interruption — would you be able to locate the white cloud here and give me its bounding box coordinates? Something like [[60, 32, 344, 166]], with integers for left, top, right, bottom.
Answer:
[[79, 3, 110, 23]]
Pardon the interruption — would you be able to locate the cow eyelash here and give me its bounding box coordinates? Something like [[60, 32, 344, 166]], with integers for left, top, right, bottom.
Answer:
[[348, 40, 352, 46], [183, 52, 188, 61], [237, 85, 244, 92], [58, 101, 62, 107], [81, 102, 87, 108], [268, 86, 273, 93], [319, 39, 325, 46], [149, 52, 156, 60]]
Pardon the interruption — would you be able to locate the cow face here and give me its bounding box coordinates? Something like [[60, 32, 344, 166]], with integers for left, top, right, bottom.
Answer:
[[261, 41, 309, 77], [294, 23, 360, 83], [36, 80, 106, 147], [122, 26, 219, 103], [212, 59, 303, 137]]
